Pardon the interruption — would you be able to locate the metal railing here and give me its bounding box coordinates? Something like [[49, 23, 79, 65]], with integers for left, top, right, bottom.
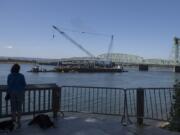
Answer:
[[0, 84, 176, 123], [61, 86, 125, 115], [143, 88, 174, 121], [60, 86, 175, 122], [0, 84, 59, 118]]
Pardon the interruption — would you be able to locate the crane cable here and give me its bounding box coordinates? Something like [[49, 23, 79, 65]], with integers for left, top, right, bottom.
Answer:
[[52, 25, 95, 58], [52, 25, 114, 60], [53, 26, 111, 37]]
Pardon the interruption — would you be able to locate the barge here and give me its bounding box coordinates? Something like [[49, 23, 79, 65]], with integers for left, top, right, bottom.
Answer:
[[54, 67, 125, 73], [28, 59, 127, 73]]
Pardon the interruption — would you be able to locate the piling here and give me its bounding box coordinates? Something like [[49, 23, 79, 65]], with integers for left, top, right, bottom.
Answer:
[[139, 64, 148, 71], [174, 66, 180, 73]]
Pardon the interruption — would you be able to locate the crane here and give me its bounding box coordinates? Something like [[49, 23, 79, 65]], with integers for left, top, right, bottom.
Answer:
[[106, 35, 114, 61], [52, 25, 115, 68], [52, 25, 95, 58]]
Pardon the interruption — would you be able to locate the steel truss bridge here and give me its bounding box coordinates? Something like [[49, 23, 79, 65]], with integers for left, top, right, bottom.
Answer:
[[59, 37, 180, 67]]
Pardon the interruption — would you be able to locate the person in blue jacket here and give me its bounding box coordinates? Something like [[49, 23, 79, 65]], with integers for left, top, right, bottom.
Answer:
[[7, 64, 26, 127]]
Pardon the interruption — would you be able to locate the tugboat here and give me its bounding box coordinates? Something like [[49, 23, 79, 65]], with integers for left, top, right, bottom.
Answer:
[[29, 65, 47, 72], [31, 65, 40, 72]]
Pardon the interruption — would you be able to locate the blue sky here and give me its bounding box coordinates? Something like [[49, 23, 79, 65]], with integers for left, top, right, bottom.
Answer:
[[0, 0, 180, 59]]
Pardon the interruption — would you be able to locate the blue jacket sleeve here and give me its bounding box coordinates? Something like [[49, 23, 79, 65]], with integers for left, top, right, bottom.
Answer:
[[7, 75, 10, 93], [22, 75, 27, 88]]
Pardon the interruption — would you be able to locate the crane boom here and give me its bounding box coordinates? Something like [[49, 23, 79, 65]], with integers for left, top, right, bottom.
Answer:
[[106, 35, 114, 60], [52, 25, 95, 58]]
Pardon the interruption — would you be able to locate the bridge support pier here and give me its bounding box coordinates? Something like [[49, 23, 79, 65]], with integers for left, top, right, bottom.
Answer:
[[139, 64, 148, 71], [174, 66, 180, 73]]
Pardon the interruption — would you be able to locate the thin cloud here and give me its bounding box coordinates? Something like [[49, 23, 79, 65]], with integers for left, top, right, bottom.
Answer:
[[4, 46, 13, 49]]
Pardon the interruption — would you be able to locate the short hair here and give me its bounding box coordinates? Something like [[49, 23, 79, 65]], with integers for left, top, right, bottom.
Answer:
[[11, 64, 20, 73]]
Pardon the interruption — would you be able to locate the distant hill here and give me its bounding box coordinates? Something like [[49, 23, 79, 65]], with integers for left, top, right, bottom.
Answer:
[[0, 56, 59, 65]]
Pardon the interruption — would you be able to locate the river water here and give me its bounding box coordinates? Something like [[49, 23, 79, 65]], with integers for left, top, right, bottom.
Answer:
[[0, 63, 179, 88], [0, 63, 178, 120]]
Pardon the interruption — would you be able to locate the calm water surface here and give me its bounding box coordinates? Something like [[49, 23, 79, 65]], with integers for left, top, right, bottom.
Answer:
[[0, 63, 179, 88]]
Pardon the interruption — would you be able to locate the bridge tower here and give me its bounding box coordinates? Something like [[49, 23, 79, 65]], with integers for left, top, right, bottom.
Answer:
[[174, 37, 180, 64], [173, 37, 180, 72]]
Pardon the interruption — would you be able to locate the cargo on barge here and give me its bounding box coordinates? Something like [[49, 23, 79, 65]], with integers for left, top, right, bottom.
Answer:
[[54, 67, 125, 73]]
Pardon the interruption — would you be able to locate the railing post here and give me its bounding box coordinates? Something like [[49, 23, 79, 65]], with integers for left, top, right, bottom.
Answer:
[[121, 89, 132, 126], [0, 91, 2, 117], [52, 86, 60, 118], [137, 88, 144, 126]]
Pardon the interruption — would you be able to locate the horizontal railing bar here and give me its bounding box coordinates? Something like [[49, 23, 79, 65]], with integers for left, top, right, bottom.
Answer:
[[62, 85, 124, 90], [62, 86, 175, 91], [126, 88, 174, 90], [0, 85, 175, 91], [0, 83, 58, 91]]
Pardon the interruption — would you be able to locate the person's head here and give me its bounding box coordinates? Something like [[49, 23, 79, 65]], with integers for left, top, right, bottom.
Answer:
[[11, 64, 20, 73]]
